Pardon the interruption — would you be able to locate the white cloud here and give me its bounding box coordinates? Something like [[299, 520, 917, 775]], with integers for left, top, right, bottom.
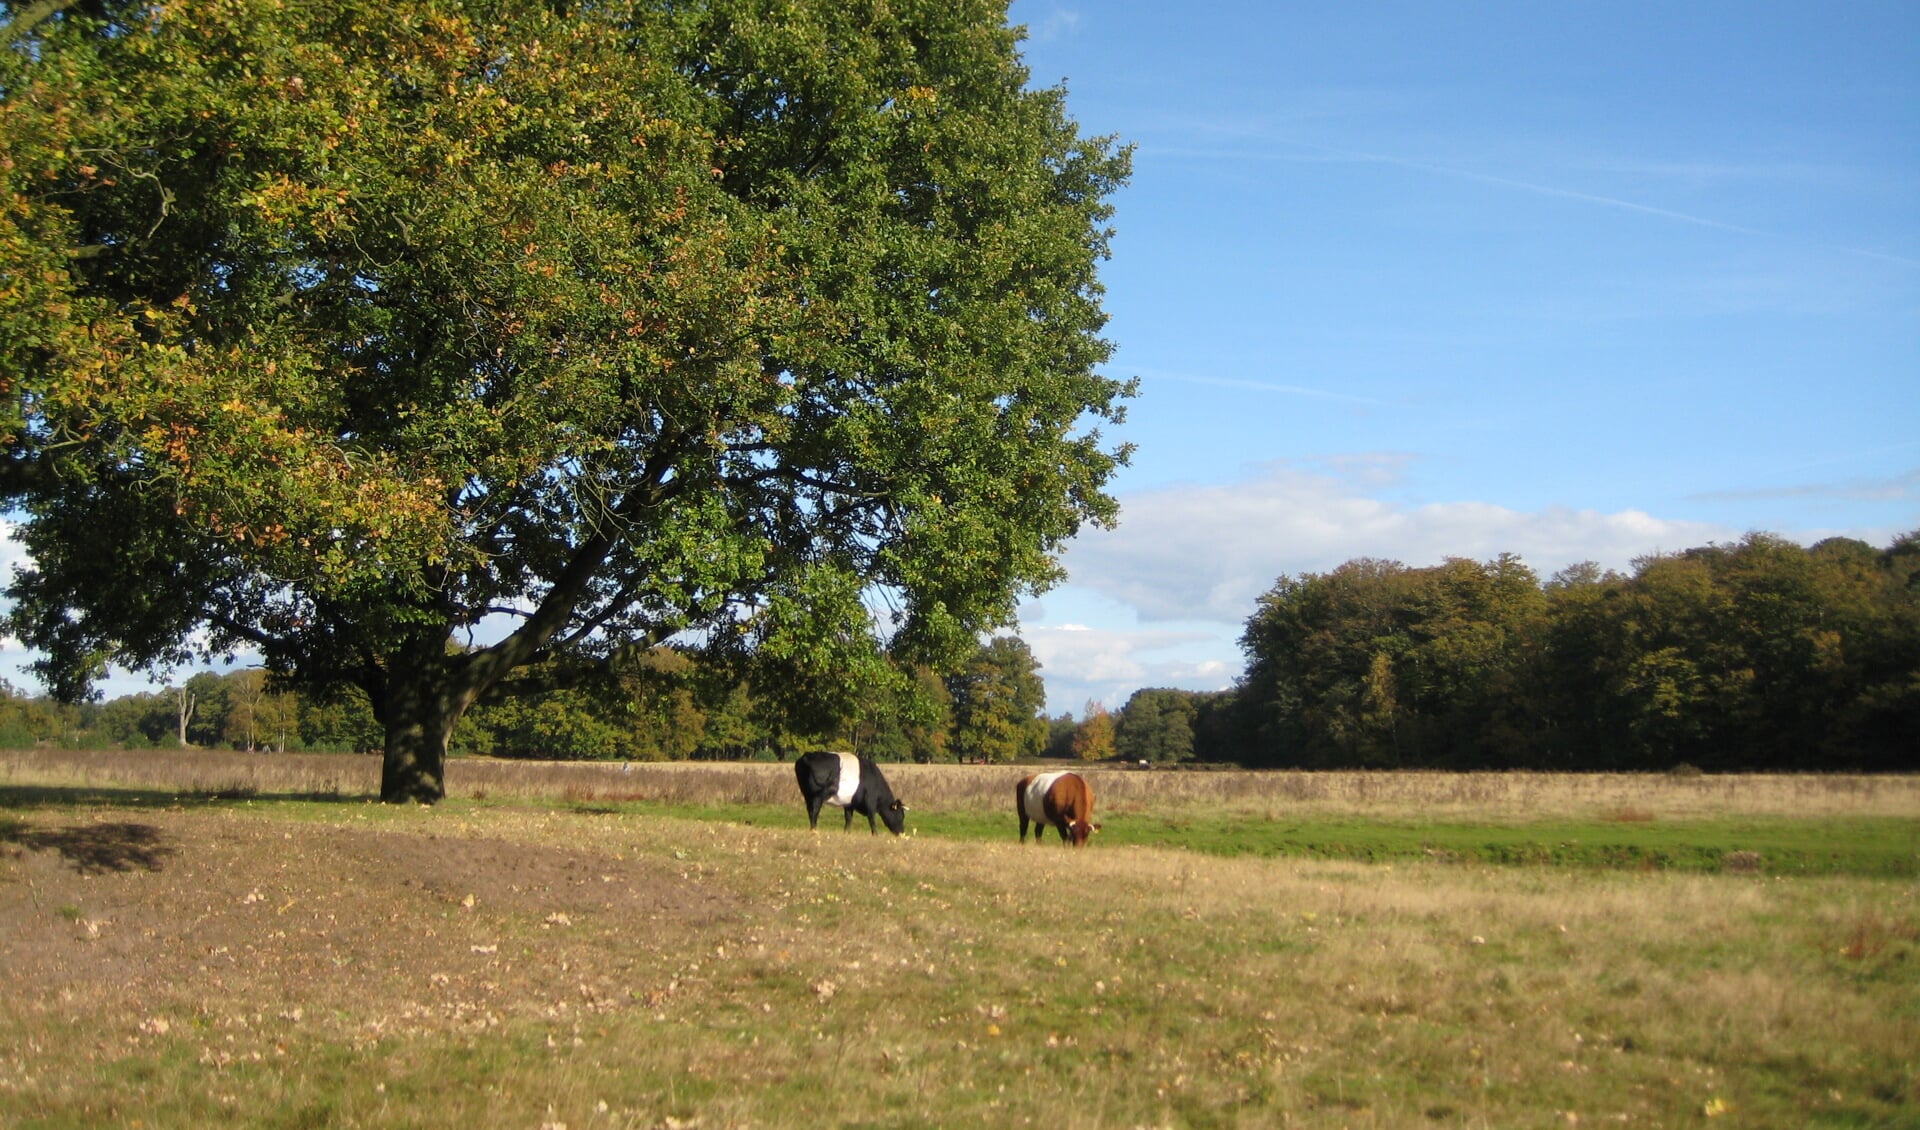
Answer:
[[1023, 621, 1235, 714], [1017, 5, 1082, 45], [1059, 460, 1737, 626]]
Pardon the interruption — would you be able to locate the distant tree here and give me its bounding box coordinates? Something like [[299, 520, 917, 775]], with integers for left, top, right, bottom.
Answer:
[[1535, 562, 1633, 768], [1394, 554, 1545, 768], [1832, 532, 1920, 768], [1594, 533, 1920, 771], [224, 669, 271, 752], [1237, 558, 1417, 767], [1114, 688, 1199, 764], [298, 686, 381, 753], [170, 683, 196, 749], [483, 687, 635, 761], [850, 664, 953, 763], [1069, 700, 1116, 761], [93, 691, 171, 748], [182, 672, 230, 748], [256, 689, 300, 752], [1187, 690, 1244, 762], [1237, 535, 1920, 772], [947, 637, 1048, 763], [621, 650, 710, 762], [0, 681, 65, 748], [1042, 712, 1079, 759], [1, 0, 1133, 802], [687, 680, 769, 761]]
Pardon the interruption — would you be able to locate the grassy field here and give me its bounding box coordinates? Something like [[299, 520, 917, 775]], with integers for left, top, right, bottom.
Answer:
[[2, 750, 1916, 1128]]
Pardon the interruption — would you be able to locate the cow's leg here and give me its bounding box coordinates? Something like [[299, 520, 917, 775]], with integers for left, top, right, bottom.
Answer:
[[866, 809, 879, 835], [843, 806, 855, 832], [1019, 813, 1030, 842], [807, 795, 826, 830]]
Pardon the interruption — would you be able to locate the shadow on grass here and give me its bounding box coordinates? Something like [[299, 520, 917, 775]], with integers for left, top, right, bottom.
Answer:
[[0, 816, 177, 874], [0, 783, 383, 874], [0, 784, 377, 811]]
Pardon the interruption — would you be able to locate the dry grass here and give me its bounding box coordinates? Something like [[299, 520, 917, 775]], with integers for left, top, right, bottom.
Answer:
[[8, 747, 1918, 823], [1, 792, 1914, 1128]]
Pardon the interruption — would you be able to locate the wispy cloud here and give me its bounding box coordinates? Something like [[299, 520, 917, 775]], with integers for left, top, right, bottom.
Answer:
[[1693, 467, 1920, 504], [1148, 139, 1920, 270], [1139, 367, 1392, 408], [1017, 5, 1082, 45]]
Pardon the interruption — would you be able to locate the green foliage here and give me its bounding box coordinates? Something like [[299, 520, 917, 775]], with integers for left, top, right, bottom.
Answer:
[[1114, 687, 1202, 763], [90, 691, 173, 748], [847, 663, 954, 763], [0, 0, 1131, 800], [466, 646, 713, 760], [945, 635, 1047, 762], [0, 680, 62, 748], [6, 636, 1024, 761], [179, 672, 231, 748], [1232, 534, 1920, 770], [292, 684, 381, 753]]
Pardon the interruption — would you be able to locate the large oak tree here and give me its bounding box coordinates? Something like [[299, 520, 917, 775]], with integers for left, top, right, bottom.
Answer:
[[0, 0, 1131, 800]]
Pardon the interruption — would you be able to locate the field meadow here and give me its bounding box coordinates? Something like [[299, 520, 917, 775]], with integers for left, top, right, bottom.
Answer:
[[2, 749, 1916, 1128]]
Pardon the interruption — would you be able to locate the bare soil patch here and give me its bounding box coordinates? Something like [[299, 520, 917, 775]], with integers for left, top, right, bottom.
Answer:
[[0, 805, 738, 1047]]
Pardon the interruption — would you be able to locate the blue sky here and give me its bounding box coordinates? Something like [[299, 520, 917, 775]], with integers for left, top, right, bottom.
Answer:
[[1009, 0, 1919, 714], [2, 2, 1915, 715]]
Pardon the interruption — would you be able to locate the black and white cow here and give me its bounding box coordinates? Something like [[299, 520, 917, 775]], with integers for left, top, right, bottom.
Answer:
[[794, 751, 907, 835]]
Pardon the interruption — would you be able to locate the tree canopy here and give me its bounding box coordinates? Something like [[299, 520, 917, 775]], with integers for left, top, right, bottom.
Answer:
[[1113, 686, 1200, 764], [0, 0, 1131, 799], [1233, 535, 1920, 771], [944, 634, 1046, 762]]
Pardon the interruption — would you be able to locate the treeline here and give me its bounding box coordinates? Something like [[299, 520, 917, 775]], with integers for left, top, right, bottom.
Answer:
[[12, 532, 1914, 772], [0, 637, 1054, 764], [1087, 532, 1917, 772]]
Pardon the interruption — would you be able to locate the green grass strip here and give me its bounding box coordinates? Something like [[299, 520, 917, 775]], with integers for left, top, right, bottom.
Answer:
[[544, 799, 1920, 878], [9, 785, 1914, 879]]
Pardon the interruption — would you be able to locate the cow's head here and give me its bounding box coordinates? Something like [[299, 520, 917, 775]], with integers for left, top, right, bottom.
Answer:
[[1068, 819, 1102, 847], [881, 798, 908, 836]]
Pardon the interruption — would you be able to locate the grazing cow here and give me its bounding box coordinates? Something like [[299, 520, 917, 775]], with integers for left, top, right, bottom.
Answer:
[[1017, 770, 1100, 846], [794, 751, 908, 836]]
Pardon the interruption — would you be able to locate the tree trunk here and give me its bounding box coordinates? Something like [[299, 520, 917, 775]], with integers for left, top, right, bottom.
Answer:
[[377, 670, 471, 804], [175, 688, 195, 748], [371, 544, 613, 802]]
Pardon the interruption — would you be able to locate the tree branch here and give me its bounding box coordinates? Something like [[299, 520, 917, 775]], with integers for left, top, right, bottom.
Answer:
[[467, 440, 696, 687], [2, 0, 69, 36], [207, 612, 277, 650]]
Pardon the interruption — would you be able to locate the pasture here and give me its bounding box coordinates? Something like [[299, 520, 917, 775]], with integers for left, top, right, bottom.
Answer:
[[2, 751, 1916, 1128]]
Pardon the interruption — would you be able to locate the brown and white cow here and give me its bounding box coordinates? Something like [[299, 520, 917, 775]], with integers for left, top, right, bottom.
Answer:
[[1016, 770, 1100, 846]]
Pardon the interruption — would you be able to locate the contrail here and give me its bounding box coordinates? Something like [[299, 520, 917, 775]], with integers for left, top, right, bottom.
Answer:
[[1140, 369, 1390, 407], [1150, 140, 1920, 270]]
